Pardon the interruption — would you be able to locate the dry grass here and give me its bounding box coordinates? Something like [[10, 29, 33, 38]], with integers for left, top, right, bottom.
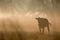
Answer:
[[0, 31, 54, 40], [0, 31, 59, 40]]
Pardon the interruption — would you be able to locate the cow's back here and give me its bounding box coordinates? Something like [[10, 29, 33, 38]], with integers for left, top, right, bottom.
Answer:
[[38, 18, 49, 28]]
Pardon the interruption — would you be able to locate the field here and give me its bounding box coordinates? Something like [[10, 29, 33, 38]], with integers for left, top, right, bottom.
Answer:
[[0, 31, 54, 40], [0, 31, 60, 40]]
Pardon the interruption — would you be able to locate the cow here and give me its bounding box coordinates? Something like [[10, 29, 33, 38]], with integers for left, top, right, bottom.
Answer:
[[35, 17, 51, 34]]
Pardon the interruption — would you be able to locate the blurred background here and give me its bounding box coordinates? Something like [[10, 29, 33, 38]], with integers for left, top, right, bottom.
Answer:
[[0, 0, 60, 40]]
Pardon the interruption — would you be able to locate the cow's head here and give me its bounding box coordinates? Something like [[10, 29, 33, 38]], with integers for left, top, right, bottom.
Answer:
[[35, 17, 40, 20]]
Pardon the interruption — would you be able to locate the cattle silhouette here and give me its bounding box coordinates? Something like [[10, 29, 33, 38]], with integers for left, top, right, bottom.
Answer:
[[35, 17, 51, 34]]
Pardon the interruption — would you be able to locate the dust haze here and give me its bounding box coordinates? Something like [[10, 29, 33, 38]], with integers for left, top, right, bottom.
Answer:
[[0, 0, 59, 34], [0, 0, 60, 40]]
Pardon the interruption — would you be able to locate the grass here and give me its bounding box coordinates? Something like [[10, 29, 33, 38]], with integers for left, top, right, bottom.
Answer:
[[0, 31, 54, 40], [0, 31, 59, 40]]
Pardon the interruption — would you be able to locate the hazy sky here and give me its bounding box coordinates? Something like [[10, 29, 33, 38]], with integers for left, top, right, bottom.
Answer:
[[0, 0, 60, 15]]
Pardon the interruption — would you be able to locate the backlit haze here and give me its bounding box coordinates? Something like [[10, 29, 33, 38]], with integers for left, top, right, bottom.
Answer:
[[0, 0, 60, 33]]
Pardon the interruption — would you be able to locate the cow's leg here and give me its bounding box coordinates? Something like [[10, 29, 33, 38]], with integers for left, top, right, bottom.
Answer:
[[40, 28, 41, 33], [47, 25, 50, 33], [38, 24, 40, 33], [42, 27, 44, 34], [39, 28, 41, 34]]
